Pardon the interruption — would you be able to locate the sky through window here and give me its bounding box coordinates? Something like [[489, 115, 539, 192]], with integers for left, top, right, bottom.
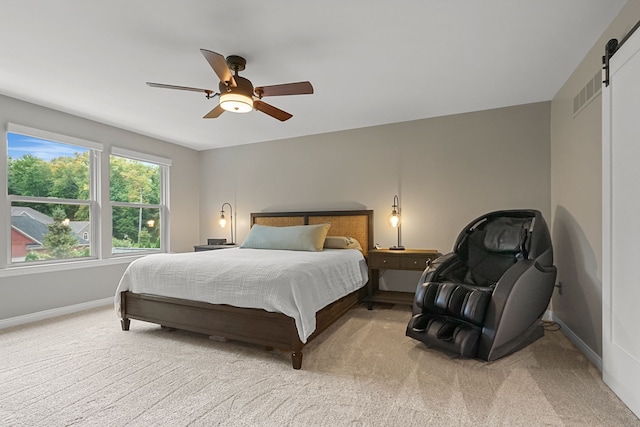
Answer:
[[7, 132, 87, 161]]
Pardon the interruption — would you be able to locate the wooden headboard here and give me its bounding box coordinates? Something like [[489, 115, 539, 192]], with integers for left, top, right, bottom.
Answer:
[[251, 210, 374, 256]]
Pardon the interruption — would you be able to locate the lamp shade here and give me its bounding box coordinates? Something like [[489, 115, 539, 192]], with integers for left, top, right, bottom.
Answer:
[[388, 210, 401, 228], [219, 92, 253, 113], [388, 194, 401, 227]]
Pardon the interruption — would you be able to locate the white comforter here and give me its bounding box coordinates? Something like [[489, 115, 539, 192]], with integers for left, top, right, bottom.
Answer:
[[115, 248, 368, 342]]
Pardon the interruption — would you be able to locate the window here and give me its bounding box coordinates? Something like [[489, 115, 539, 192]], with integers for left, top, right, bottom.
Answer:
[[110, 148, 170, 255], [3, 125, 172, 269], [6, 124, 101, 265]]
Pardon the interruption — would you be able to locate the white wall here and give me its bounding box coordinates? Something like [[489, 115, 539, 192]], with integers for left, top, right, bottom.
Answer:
[[550, 0, 640, 358], [199, 102, 551, 291], [0, 94, 200, 320]]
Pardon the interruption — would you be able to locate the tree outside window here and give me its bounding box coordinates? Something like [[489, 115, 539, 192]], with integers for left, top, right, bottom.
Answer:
[[110, 152, 166, 255], [7, 130, 95, 263]]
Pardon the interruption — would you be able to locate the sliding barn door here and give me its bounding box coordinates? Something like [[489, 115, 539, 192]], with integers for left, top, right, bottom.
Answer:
[[602, 26, 640, 419]]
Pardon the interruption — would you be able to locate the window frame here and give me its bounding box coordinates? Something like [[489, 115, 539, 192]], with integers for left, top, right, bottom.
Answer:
[[109, 147, 171, 256], [3, 123, 103, 268]]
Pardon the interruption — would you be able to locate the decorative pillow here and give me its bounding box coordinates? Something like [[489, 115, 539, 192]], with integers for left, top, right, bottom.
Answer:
[[240, 223, 331, 251], [323, 236, 362, 251]]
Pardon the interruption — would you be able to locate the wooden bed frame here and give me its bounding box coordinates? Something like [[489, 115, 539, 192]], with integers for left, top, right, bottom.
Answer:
[[119, 209, 374, 369]]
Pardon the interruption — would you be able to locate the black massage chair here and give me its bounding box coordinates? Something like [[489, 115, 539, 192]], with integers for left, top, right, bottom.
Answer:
[[406, 209, 557, 360]]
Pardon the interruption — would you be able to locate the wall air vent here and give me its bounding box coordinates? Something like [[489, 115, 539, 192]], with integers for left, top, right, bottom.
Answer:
[[573, 70, 602, 116]]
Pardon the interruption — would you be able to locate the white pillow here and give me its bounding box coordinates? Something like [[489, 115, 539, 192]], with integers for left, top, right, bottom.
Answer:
[[240, 223, 331, 252]]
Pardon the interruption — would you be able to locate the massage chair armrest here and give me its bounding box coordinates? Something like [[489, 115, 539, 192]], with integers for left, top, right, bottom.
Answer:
[[478, 259, 557, 360], [489, 259, 556, 311], [412, 252, 463, 314], [424, 252, 461, 279]]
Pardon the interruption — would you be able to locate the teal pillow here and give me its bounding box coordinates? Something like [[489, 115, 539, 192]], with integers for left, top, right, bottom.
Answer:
[[240, 223, 331, 251]]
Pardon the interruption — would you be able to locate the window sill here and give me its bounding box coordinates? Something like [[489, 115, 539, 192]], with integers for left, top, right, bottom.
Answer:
[[0, 256, 144, 278]]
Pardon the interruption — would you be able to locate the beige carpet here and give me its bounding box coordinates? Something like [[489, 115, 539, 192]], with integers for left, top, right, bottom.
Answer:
[[0, 304, 638, 427]]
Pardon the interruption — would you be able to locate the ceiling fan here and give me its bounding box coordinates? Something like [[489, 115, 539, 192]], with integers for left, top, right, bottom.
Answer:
[[147, 49, 314, 122]]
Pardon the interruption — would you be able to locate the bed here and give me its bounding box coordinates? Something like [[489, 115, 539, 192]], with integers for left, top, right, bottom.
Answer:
[[117, 209, 373, 369]]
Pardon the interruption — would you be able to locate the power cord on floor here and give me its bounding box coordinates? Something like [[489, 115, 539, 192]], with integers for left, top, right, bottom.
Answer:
[[541, 320, 561, 331]]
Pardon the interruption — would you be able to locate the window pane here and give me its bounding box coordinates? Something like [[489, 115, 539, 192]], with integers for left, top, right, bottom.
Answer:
[[11, 202, 91, 263], [110, 156, 160, 204], [112, 207, 160, 254], [8, 132, 89, 200]]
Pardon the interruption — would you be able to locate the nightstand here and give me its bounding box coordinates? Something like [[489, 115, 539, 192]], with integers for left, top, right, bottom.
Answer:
[[194, 244, 238, 252], [367, 248, 440, 309]]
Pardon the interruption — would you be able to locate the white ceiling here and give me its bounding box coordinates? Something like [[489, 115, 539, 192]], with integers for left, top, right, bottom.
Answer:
[[0, 1, 627, 151]]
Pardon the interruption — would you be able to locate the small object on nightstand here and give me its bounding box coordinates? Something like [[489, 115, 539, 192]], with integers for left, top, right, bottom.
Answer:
[[208, 238, 227, 245], [194, 244, 238, 251], [367, 248, 440, 309]]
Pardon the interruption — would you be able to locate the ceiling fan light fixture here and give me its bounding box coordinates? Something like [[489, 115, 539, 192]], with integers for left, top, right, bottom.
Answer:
[[149, 50, 311, 120], [219, 92, 253, 113]]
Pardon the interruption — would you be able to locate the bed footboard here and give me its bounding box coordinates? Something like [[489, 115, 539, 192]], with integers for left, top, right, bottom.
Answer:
[[120, 288, 360, 369]]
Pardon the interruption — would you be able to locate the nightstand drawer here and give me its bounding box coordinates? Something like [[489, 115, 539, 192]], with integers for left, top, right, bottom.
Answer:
[[368, 255, 401, 269], [400, 255, 431, 270]]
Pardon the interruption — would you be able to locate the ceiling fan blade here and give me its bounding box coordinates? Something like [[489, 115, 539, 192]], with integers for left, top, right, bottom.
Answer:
[[203, 104, 225, 119], [200, 49, 236, 87], [146, 82, 216, 98], [253, 100, 293, 121], [254, 81, 313, 98]]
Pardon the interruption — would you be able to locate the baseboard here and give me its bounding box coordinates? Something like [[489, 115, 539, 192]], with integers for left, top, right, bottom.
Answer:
[[0, 297, 113, 330], [545, 310, 603, 372]]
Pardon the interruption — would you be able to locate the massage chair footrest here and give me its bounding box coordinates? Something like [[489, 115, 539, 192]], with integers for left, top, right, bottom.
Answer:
[[406, 314, 481, 358]]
